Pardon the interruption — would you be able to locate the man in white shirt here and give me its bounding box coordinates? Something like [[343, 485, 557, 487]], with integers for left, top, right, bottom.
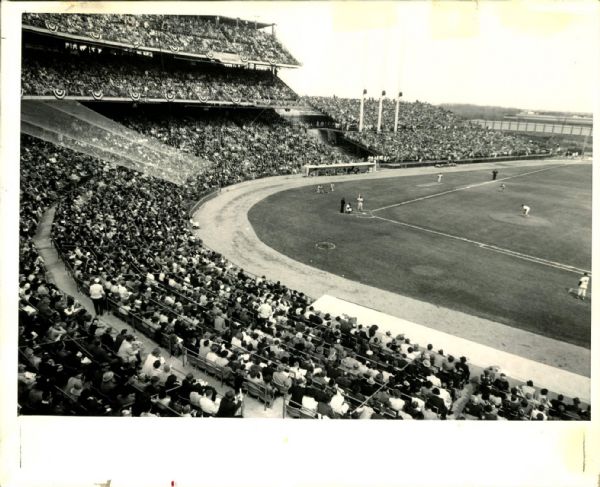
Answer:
[[438, 387, 453, 408], [357, 404, 374, 419], [89, 278, 105, 316], [329, 389, 350, 415], [302, 394, 318, 412], [117, 336, 138, 364], [117, 282, 130, 301], [142, 348, 163, 377], [198, 339, 212, 358], [577, 272, 590, 300], [189, 388, 202, 408], [205, 346, 219, 364], [388, 391, 405, 412], [199, 390, 220, 416], [257, 301, 273, 322]]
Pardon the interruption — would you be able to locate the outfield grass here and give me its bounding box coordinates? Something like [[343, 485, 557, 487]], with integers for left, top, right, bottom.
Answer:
[[248, 164, 592, 348]]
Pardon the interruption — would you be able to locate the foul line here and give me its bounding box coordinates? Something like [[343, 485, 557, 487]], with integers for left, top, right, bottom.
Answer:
[[371, 164, 567, 213], [371, 214, 590, 275]]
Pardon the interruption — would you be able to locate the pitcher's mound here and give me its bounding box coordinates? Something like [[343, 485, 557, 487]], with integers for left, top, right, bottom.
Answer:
[[489, 212, 551, 227]]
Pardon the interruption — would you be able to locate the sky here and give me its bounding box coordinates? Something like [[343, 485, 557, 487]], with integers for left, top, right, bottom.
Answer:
[[180, 1, 599, 113]]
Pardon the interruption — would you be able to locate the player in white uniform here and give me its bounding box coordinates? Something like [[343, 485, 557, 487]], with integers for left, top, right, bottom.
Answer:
[[521, 204, 530, 217], [499, 183, 506, 192], [330, 183, 335, 192], [577, 272, 590, 300], [437, 173, 443, 183], [357, 194, 364, 212]]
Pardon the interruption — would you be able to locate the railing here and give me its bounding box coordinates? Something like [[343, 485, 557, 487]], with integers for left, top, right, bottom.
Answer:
[[187, 188, 221, 218], [21, 94, 301, 109]]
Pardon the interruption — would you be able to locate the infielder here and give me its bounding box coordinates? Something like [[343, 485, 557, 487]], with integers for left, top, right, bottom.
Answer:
[[437, 173, 443, 183], [521, 204, 530, 217], [577, 272, 590, 300]]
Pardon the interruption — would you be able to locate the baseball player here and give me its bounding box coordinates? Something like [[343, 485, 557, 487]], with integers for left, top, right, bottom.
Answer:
[[577, 272, 590, 300], [357, 193, 364, 212]]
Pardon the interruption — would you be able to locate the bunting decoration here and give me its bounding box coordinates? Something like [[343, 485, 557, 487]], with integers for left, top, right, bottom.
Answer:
[[130, 90, 141, 101], [164, 90, 176, 102], [90, 32, 102, 40], [231, 95, 242, 104], [45, 21, 58, 32], [53, 88, 66, 99], [169, 45, 180, 52], [91, 89, 104, 100], [207, 51, 215, 60], [197, 92, 209, 103]]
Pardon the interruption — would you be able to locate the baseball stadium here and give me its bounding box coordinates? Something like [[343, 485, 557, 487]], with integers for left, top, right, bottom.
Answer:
[[16, 11, 592, 421]]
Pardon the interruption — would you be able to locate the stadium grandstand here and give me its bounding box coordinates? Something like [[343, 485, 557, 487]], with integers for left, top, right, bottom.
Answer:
[[304, 95, 554, 164], [18, 13, 589, 421]]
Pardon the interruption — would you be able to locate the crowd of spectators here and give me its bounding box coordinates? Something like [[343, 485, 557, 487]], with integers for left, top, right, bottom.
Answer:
[[305, 96, 553, 162], [23, 13, 299, 65], [111, 108, 358, 185], [18, 132, 589, 420], [22, 49, 297, 104], [18, 135, 245, 417]]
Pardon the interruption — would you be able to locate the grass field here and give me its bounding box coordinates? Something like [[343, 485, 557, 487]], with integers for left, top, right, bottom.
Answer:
[[248, 163, 592, 348]]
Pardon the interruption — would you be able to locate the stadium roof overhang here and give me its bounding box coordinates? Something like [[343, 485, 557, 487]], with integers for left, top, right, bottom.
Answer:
[[22, 25, 301, 69]]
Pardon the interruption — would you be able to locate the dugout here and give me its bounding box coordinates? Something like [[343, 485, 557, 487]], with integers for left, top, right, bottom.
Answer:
[[303, 161, 376, 177]]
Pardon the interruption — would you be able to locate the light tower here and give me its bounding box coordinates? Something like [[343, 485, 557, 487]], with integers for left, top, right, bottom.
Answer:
[[377, 90, 386, 133], [358, 89, 367, 132], [394, 91, 403, 133]]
